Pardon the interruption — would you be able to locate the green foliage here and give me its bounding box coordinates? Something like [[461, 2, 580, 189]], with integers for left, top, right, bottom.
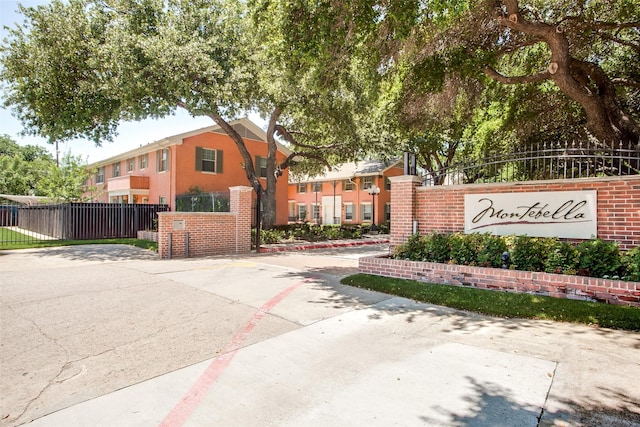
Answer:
[[544, 240, 579, 275], [476, 234, 508, 268], [392, 233, 638, 282], [0, 135, 89, 200], [424, 233, 451, 264], [37, 152, 93, 202], [509, 236, 549, 272], [576, 239, 622, 278], [622, 247, 640, 282], [393, 234, 428, 261], [260, 229, 285, 244], [449, 232, 478, 265]]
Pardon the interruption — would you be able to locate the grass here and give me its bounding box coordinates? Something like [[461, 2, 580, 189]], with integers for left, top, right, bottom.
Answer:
[[0, 236, 158, 251], [341, 273, 640, 331]]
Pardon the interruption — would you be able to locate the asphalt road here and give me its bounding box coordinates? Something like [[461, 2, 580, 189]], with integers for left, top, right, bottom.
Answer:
[[1, 244, 639, 427]]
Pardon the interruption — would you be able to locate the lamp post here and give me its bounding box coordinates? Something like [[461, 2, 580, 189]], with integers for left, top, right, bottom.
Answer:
[[367, 184, 380, 232]]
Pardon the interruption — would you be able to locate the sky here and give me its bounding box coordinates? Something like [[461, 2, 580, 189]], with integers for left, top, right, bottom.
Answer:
[[0, 0, 266, 164]]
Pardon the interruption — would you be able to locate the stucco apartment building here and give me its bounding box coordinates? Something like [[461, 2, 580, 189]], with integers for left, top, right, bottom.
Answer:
[[85, 118, 291, 225], [287, 159, 404, 226]]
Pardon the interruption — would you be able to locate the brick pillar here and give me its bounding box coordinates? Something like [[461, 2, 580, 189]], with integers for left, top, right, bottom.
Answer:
[[389, 175, 423, 248], [229, 186, 253, 253]]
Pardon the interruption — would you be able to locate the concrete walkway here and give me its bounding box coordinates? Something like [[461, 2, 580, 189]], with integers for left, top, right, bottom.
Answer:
[[0, 244, 638, 427]]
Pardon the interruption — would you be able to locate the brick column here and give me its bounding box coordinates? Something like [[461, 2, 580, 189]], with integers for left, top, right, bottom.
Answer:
[[389, 175, 423, 247], [229, 186, 253, 253]]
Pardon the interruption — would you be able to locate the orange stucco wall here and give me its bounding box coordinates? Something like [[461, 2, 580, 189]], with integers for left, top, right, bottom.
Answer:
[[176, 132, 289, 225], [287, 166, 404, 225], [86, 130, 290, 225]]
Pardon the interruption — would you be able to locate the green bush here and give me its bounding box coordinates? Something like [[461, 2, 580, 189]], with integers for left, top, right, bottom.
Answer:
[[449, 232, 478, 265], [509, 236, 549, 272], [261, 229, 285, 244], [622, 247, 640, 282], [477, 234, 509, 268], [576, 239, 622, 278], [392, 232, 638, 282], [393, 233, 428, 261], [544, 240, 579, 274], [424, 232, 451, 264]]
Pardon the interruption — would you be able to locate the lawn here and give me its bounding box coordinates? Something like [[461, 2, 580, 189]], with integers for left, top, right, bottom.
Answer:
[[341, 273, 640, 331], [0, 227, 158, 251]]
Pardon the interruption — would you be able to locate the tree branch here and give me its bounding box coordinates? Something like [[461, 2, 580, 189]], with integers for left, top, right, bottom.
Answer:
[[279, 151, 332, 171], [597, 31, 640, 52], [483, 66, 551, 84], [274, 124, 344, 150], [612, 78, 640, 90]]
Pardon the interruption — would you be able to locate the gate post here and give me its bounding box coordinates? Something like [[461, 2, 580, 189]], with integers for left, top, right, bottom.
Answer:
[[389, 175, 423, 248], [229, 186, 253, 253]]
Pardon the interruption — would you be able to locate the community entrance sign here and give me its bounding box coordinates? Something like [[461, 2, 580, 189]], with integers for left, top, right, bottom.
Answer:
[[464, 190, 597, 239]]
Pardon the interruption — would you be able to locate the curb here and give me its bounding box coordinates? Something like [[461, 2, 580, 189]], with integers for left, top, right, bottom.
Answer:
[[259, 238, 390, 253]]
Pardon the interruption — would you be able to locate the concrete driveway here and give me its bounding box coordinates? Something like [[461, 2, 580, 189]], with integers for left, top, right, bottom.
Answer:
[[1, 244, 638, 427]]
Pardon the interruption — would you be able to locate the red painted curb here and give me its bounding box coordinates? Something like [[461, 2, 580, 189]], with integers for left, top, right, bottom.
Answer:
[[258, 239, 389, 253]]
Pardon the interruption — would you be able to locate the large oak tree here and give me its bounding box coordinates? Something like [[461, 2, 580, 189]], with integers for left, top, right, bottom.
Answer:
[[1, 0, 372, 227]]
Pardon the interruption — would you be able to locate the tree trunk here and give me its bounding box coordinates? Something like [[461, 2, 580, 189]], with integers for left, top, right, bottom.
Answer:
[[491, 0, 640, 149]]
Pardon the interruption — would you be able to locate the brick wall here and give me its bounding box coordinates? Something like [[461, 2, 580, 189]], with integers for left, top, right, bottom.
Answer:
[[158, 186, 253, 259], [359, 256, 640, 306], [390, 175, 640, 250]]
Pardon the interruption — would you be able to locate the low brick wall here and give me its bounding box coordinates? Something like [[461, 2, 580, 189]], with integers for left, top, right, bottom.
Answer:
[[157, 186, 253, 259], [359, 256, 640, 307]]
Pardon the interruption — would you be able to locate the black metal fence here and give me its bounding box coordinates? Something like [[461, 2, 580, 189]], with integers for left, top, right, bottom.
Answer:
[[423, 141, 640, 185], [175, 192, 230, 212], [0, 203, 169, 246]]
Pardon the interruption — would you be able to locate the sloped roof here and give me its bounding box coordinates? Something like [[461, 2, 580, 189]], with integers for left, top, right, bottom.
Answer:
[[290, 159, 403, 183], [88, 117, 292, 168]]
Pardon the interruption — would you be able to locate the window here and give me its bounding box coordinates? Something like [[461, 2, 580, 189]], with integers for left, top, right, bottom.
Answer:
[[362, 176, 373, 190], [288, 201, 296, 222], [385, 203, 391, 222], [139, 154, 148, 170], [297, 183, 307, 193], [344, 203, 354, 221], [157, 148, 169, 172], [343, 180, 355, 191], [312, 182, 322, 192], [361, 203, 372, 221], [297, 204, 307, 221], [312, 203, 321, 220], [95, 167, 105, 184], [385, 177, 391, 191], [112, 162, 121, 178], [127, 158, 135, 173], [196, 147, 223, 173], [255, 156, 267, 178]]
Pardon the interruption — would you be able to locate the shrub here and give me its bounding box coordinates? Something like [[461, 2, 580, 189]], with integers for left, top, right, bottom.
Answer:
[[476, 234, 509, 268], [449, 232, 478, 265], [509, 236, 549, 272], [261, 229, 285, 244], [622, 247, 640, 281], [544, 240, 579, 274], [392, 232, 638, 282], [424, 232, 451, 264], [322, 225, 342, 240], [576, 239, 622, 278], [393, 233, 428, 261]]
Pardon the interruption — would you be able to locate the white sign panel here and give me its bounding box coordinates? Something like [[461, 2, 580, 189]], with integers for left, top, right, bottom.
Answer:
[[464, 190, 597, 239]]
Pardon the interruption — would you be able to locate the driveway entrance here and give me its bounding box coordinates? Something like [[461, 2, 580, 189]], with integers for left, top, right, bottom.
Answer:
[[1, 244, 638, 426]]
